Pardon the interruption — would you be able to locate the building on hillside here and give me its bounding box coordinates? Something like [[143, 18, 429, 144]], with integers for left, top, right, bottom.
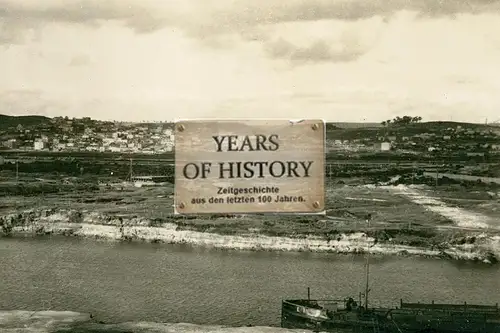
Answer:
[[374, 142, 391, 151], [467, 152, 485, 157], [164, 143, 174, 152], [34, 140, 44, 150], [3, 139, 17, 149], [380, 142, 391, 151]]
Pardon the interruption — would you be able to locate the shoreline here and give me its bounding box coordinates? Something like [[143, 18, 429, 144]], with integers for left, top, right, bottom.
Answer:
[[2, 208, 499, 264], [2, 180, 500, 265], [0, 310, 303, 333]]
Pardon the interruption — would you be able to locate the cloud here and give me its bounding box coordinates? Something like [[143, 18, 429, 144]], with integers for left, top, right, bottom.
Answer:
[[2, 0, 500, 44], [1, 0, 499, 66], [1, 1, 500, 122], [0, 90, 65, 116], [164, 0, 500, 38], [262, 17, 385, 64], [265, 38, 364, 63], [265, 14, 387, 64], [0, 1, 151, 26], [0, 0, 165, 44], [68, 54, 91, 67], [2, 0, 497, 65]]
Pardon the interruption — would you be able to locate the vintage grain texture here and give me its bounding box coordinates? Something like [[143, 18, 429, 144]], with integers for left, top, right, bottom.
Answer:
[[174, 119, 325, 214]]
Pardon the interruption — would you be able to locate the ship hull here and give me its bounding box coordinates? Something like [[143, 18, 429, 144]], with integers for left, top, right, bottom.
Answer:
[[281, 300, 500, 333]]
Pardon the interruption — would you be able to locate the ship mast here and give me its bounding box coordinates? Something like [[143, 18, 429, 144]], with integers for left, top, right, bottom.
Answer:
[[364, 215, 372, 310], [128, 157, 133, 181], [364, 251, 370, 310]]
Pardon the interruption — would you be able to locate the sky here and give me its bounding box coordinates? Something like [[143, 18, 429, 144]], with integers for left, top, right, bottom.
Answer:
[[1, 0, 500, 123]]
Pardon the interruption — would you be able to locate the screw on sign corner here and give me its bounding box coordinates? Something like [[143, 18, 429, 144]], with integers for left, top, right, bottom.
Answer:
[[312, 201, 321, 209], [311, 123, 320, 131], [178, 202, 186, 210], [177, 124, 185, 132]]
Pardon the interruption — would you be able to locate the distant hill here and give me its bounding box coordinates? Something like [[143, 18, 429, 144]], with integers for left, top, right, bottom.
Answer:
[[395, 121, 494, 132], [0, 114, 492, 135], [0, 114, 52, 129], [0, 115, 386, 129], [327, 121, 496, 140], [328, 122, 383, 128]]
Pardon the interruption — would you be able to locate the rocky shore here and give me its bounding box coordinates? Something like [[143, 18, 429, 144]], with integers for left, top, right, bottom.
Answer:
[[1, 208, 499, 264]]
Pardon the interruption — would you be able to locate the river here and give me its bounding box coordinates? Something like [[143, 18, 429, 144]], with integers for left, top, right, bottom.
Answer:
[[0, 236, 499, 327]]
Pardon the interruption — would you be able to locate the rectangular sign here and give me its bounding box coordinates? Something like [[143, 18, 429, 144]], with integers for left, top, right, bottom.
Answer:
[[174, 119, 325, 214]]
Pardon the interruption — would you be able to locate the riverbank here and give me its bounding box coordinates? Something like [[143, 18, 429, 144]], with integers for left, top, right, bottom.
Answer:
[[0, 310, 308, 333], [1, 183, 500, 264], [4, 217, 500, 263]]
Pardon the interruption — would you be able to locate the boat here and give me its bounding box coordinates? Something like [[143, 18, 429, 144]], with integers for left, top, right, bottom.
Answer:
[[281, 294, 500, 332], [130, 175, 172, 187], [281, 236, 500, 332], [99, 158, 173, 188]]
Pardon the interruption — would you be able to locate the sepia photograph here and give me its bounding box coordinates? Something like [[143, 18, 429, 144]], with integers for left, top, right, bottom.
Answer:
[[1, 1, 500, 332]]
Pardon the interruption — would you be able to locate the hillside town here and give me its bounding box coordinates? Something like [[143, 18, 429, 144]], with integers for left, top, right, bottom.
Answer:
[[1, 115, 500, 155], [327, 124, 500, 155], [0, 116, 175, 154]]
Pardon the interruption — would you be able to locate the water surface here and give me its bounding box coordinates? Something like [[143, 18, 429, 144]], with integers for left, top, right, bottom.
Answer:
[[1, 236, 499, 326]]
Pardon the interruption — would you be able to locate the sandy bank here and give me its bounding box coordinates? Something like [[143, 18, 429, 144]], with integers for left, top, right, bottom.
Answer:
[[0, 310, 308, 333]]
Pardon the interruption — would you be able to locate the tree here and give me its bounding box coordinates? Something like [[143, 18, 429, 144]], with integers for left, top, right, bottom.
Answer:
[[386, 115, 423, 126]]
